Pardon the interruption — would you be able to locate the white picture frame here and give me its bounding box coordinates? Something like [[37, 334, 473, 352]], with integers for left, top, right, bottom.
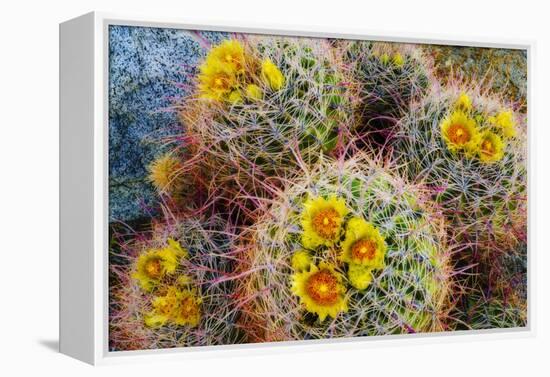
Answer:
[[59, 11, 535, 365]]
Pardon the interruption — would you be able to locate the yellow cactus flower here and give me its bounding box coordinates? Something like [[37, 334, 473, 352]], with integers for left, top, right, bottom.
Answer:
[[144, 286, 179, 328], [488, 110, 517, 138], [198, 59, 238, 101], [291, 262, 348, 321], [347, 264, 374, 291], [454, 92, 472, 112], [291, 250, 312, 272], [341, 217, 386, 269], [440, 110, 480, 155], [206, 39, 246, 74], [477, 130, 505, 164], [245, 84, 263, 100], [392, 52, 404, 67], [173, 290, 202, 327], [148, 154, 183, 194], [261, 59, 285, 90], [132, 244, 183, 291], [301, 195, 350, 249]]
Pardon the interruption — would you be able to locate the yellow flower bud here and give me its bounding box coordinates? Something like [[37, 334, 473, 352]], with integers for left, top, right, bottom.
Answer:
[[261, 59, 285, 90], [246, 84, 263, 100], [392, 52, 404, 67], [228, 90, 243, 104]]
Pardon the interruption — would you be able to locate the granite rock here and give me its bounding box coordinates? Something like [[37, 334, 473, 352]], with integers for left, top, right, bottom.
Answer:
[[108, 25, 228, 222]]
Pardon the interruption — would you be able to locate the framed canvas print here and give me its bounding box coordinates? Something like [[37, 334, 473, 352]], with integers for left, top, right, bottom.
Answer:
[[60, 12, 532, 365]]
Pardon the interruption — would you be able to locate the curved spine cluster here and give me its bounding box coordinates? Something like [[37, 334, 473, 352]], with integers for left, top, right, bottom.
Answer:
[[393, 86, 527, 247]]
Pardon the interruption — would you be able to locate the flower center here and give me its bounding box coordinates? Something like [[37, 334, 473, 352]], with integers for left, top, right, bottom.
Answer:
[[448, 123, 470, 145], [351, 239, 377, 262], [214, 77, 225, 88], [305, 270, 339, 306], [144, 259, 162, 278], [481, 139, 495, 156], [312, 208, 341, 240], [179, 296, 199, 319], [212, 73, 232, 91]]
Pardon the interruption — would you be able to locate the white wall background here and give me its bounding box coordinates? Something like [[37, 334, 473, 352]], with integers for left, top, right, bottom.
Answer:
[[0, 0, 548, 375]]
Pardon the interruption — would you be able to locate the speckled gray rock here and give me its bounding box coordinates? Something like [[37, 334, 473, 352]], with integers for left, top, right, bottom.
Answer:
[[108, 25, 228, 222], [426, 45, 528, 111]]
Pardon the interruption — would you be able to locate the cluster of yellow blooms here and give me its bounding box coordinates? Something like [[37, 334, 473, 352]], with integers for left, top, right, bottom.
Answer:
[[197, 39, 285, 103], [132, 238, 202, 328], [290, 196, 387, 321], [441, 92, 517, 164]]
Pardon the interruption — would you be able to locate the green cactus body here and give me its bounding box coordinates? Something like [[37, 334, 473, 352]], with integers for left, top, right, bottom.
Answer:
[[109, 217, 244, 350], [240, 154, 453, 341], [393, 88, 527, 247]]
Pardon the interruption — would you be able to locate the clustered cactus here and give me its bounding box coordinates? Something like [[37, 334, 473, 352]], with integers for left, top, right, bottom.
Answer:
[[109, 33, 528, 350]]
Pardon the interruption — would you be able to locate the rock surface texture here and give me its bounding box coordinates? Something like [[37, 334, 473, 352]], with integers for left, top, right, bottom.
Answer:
[[108, 26, 227, 222]]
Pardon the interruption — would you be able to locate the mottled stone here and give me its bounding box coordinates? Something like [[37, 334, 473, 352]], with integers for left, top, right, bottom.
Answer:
[[425, 45, 528, 111], [108, 25, 227, 222]]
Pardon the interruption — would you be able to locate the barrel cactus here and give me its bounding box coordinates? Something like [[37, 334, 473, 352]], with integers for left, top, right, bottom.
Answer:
[[177, 36, 353, 221], [393, 87, 527, 247], [109, 217, 243, 350], [237, 154, 454, 342], [455, 240, 527, 330], [340, 41, 433, 148]]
